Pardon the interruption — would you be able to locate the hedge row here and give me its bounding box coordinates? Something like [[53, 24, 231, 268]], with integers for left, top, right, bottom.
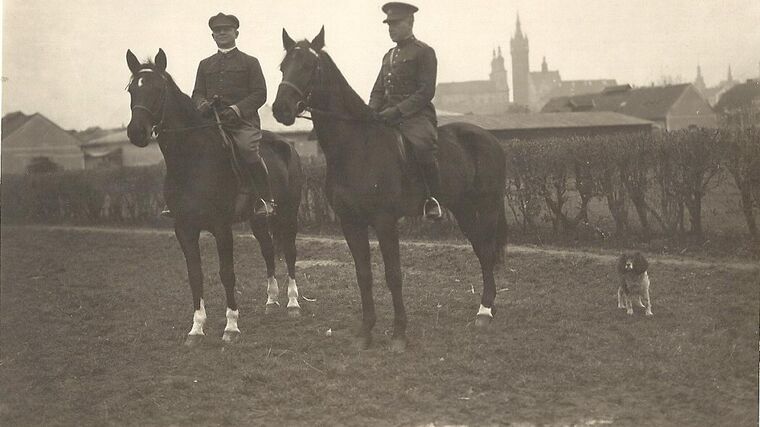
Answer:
[[2, 128, 758, 244]]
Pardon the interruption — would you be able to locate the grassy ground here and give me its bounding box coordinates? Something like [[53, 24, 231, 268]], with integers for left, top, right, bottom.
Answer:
[[1, 226, 758, 426]]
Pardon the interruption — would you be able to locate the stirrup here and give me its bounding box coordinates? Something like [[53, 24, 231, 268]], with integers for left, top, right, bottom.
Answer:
[[423, 197, 443, 220], [254, 199, 275, 217]]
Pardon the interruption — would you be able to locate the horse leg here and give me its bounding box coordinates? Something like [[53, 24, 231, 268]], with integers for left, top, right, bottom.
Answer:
[[277, 218, 301, 317], [175, 223, 205, 346], [250, 218, 279, 314], [373, 214, 406, 353], [453, 204, 499, 327], [212, 224, 241, 343], [342, 219, 375, 350]]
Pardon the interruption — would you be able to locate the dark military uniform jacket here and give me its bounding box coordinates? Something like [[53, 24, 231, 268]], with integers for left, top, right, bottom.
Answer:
[[191, 48, 267, 130], [368, 36, 437, 123]]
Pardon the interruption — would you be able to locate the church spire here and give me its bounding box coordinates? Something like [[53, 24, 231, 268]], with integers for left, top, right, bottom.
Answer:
[[727, 65, 733, 82], [514, 13, 524, 39]]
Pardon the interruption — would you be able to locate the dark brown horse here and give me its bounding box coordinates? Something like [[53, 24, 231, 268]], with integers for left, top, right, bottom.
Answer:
[[272, 29, 507, 352], [126, 49, 303, 346]]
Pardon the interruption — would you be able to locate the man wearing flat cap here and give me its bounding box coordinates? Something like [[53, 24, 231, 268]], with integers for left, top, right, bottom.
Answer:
[[190, 12, 273, 218], [369, 2, 442, 220]]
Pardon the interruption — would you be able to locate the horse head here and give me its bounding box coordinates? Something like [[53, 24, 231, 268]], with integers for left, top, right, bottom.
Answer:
[[125, 49, 168, 147], [272, 27, 325, 126]]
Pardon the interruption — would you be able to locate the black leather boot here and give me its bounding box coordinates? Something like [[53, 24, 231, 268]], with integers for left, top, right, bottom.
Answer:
[[250, 159, 275, 217], [421, 159, 443, 220]]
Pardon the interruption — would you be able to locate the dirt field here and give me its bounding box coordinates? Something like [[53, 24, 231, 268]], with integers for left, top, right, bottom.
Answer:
[[1, 226, 758, 426]]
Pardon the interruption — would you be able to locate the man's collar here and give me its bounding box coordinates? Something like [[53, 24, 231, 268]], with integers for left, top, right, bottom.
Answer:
[[218, 46, 238, 54], [395, 35, 416, 47]]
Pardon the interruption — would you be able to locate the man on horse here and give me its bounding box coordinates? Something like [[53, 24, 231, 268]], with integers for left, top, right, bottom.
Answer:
[[369, 2, 443, 220], [165, 12, 273, 219]]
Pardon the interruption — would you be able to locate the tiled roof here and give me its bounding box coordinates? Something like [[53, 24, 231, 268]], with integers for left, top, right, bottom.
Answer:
[[2, 111, 33, 139], [714, 79, 760, 112], [438, 111, 652, 130], [542, 84, 693, 120]]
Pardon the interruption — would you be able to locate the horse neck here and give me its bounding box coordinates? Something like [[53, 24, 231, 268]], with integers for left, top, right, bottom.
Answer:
[[158, 89, 226, 176], [311, 56, 374, 176]]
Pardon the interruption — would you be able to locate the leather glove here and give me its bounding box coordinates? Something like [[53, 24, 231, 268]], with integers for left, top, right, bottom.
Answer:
[[219, 107, 240, 124], [197, 100, 213, 117], [378, 107, 402, 124]]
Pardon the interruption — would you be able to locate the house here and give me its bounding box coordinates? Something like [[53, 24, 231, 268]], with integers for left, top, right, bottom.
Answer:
[[79, 105, 318, 169], [438, 111, 652, 142], [1, 112, 85, 174], [714, 79, 760, 127], [541, 83, 718, 130]]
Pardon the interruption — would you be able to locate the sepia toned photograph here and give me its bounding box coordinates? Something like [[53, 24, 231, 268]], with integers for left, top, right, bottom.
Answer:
[[1, 1, 758, 425]]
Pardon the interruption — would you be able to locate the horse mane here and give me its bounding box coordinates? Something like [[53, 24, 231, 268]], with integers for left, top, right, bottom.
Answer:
[[318, 51, 373, 118], [284, 41, 373, 121]]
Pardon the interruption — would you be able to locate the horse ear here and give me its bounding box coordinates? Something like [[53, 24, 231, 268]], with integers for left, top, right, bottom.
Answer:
[[311, 26, 325, 51], [155, 48, 167, 72], [282, 28, 296, 51], [126, 49, 141, 74]]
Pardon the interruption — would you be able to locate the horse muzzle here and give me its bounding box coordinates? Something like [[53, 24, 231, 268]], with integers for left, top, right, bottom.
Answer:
[[126, 120, 153, 147]]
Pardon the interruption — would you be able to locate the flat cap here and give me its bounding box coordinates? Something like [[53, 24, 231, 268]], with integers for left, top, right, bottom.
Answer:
[[381, 2, 418, 23], [208, 13, 239, 30]]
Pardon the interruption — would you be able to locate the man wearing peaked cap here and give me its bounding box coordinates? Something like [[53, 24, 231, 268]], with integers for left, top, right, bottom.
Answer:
[[369, 2, 443, 220], [187, 12, 274, 219], [208, 12, 239, 29]]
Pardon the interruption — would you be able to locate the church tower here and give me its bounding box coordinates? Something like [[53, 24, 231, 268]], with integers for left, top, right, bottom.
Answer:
[[490, 46, 510, 99], [510, 14, 530, 106], [694, 64, 706, 94]]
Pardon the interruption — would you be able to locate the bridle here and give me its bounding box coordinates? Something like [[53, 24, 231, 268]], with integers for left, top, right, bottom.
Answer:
[[129, 69, 169, 136], [277, 46, 321, 119], [129, 69, 231, 136], [278, 47, 368, 122]]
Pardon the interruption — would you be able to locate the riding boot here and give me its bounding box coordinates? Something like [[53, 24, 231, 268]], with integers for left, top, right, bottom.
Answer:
[[250, 159, 275, 217], [420, 159, 443, 220]]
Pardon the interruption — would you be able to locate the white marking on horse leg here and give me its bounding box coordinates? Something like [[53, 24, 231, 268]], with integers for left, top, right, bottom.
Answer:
[[266, 276, 279, 306], [476, 304, 493, 318], [188, 299, 207, 336], [287, 277, 300, 309], [224, 308, 241, 333]]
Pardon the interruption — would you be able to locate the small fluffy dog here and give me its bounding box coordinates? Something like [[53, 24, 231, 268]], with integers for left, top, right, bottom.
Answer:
[[617, 252, 653, 316]]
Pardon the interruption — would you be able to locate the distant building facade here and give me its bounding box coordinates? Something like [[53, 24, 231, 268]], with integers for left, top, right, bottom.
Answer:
[[1, 112, 85, 174], [694, 65, 739, 106], [435, 15, 617, 114]]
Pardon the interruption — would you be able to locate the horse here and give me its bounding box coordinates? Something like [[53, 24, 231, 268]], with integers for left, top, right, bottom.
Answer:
[[125, 49, 304, 346], [272, 28, 507, 352]]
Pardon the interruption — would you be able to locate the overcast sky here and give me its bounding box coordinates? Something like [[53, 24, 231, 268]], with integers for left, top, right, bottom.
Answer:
[[2, 0, 759, 131]]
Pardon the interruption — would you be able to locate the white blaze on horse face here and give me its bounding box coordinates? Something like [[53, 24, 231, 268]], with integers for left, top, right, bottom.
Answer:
[[477, 304, 493, 318], [224, 308, 241, 333], [266, 277, 279, 306], [137, 77, 145, 87], [188, 299, 207, 336], [287, 278, 300, 309]]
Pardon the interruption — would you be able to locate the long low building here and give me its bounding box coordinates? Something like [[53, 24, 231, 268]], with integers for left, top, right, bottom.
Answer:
[[438, 111, 653, 141], [80, 105, 317, 169], [2, 112, 85, 174]]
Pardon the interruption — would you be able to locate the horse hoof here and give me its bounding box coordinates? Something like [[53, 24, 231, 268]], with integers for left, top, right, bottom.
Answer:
[[390, 337, 407, 353], [184, 334, 204, 347], [265, 303, 279, 315], [474, 314, 492, 328], [222, 330, 241, 344], [287, 307, 301, 318]]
